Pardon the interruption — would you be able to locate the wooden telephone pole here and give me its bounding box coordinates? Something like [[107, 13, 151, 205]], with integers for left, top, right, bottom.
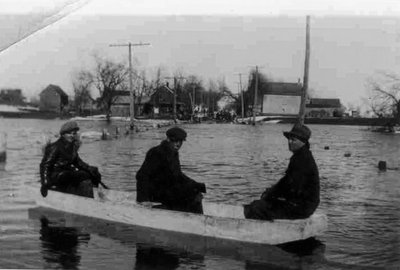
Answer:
[[165, 76, 185, 122], [192, 84, 196, 122], [238, 73, 244, 119], [110, 42, 150, 129], [299, 16, 310, 125], [252, 66, 259, 125]]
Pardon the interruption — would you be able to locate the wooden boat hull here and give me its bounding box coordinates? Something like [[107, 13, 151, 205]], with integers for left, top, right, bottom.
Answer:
[[28, 206, 327, 268], [25, 184, 328, 245]]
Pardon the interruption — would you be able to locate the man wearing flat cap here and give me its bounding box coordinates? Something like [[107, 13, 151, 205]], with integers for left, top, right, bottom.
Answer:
[[244, 123, 320, 221], [39, 121, 102, 198], [136, 126, 206, 214]]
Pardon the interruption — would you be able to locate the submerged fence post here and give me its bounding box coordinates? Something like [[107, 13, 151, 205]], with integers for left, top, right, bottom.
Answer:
[[0, 132, 7, 170], [378, 161, 387, 171]]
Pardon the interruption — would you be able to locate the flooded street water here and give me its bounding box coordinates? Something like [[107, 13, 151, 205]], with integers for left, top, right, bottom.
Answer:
[[0, 118, 399, 269]]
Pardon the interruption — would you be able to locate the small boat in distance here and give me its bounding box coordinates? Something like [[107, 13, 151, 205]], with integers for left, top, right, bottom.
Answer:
[[25, 184, 328, 245], [236, 116, 281, 125]]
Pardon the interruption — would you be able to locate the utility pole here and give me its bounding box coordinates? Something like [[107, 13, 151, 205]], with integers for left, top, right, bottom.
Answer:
[[192, 84, 196, 122], [253, 66, 259, 125], [299, 15, 310, 125], [207, 87, 211, 118], [165, 76, 185, 122], [237, 73, 244, 119], [109, 41, 150, 129], [173, 77, 177, 122]]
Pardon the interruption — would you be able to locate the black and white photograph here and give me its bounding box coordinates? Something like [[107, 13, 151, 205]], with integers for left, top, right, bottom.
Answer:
[[0, 0, 399, 269]]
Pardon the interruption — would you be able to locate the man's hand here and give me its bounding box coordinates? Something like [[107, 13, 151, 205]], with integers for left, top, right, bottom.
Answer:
[[88, 166, 101, 186], [88, 166, 100, 177], [40, 185, 48, 197]]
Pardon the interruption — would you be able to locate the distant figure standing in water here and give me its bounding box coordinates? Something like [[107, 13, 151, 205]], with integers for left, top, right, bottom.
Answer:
[[244, 123, 320, 221], [136, 127, 206, 214], [39, 121, 102, 198]]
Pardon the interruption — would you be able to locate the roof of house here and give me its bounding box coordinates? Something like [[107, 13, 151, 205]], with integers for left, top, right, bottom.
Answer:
[[306, 98, 341, 108], [113, 91, 150, 105], [150, 86, 174, 96], [0, 89, 22, 94], [40, 84, 68, 98], [262, 82, 302, 96], [113, 90, 130, 96]]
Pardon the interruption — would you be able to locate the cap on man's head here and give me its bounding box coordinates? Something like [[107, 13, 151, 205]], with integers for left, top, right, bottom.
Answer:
[[60, 121, 80, 135], [166, 126, 187, 141], [283, 123, 311, 143]]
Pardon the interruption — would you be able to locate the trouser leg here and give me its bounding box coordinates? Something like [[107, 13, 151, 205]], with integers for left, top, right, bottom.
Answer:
[[163, 193, 204, 214], [244, 199, 274, 221], [185, 193, 204, 214], [52, 171, 94, 198]]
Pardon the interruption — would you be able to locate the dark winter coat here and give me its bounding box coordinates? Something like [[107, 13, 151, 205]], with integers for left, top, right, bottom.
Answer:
[[40, 137, 92, 187], [265, 145, 320, 217], [245, 145, 320, 220], [136, 140, 206, 207]]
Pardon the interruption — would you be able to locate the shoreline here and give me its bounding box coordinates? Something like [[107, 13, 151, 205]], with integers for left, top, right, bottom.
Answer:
[[277, 117, 396, 126], [0, 110, 396, 127]]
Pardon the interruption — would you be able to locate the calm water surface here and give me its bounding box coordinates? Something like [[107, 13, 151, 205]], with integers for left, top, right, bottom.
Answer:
[[0, 118, 399, 269]]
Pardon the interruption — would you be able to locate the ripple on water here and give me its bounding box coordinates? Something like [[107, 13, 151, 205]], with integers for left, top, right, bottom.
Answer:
[[0, 120, 399, 268]]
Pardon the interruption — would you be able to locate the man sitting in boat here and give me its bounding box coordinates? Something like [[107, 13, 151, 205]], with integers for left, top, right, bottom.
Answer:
[[39, 121, 102, 198], [136, 127, 206, 214], [244, 123, 320, 221]]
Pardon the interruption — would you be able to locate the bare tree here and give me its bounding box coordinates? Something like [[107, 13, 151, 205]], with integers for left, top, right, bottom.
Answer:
[[367, 71, 400, 123], [207, 79, 219, 114], [72, 70, 93, 115], [182, 75, 204, 110], [133, 69, 154, 115], [91, 56, 129, 120], [239, 70, 271, 116], [72, 56, 130, 120], [149, 66, 166, 90], [217, 80, 239, 103]]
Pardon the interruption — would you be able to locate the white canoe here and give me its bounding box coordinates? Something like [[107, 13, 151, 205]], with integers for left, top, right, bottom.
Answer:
[[25, 184, 328, 245]]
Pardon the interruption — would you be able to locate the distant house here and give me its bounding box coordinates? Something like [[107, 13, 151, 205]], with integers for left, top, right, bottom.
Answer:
[[110, 90, 150, 117], [259, 82, 303, 116], [305, 98, 343, 117], [39, 84, 68, 113], [256, 83, 343, 118], [0, 88, 25, 105], [146, 86, 186, 119]]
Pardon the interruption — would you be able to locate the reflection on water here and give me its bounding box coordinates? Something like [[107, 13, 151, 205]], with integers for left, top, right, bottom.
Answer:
[[278, 237, 326, 257], [135, 243, 206, 270], [29, 207, 327, 270], [1, 119, 400, 269], [39, 217, 90, 270], [135, 244, 180, 270]]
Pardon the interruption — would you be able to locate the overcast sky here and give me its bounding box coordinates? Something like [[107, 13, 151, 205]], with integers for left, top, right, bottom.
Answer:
[[1, 0, 400, 109]]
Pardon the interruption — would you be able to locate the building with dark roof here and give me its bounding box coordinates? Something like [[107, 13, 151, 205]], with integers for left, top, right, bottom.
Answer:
[[305, 98, 343, 117], [39, 84, 68, 113], [256, 82, 343, 118], [110, 90, 151, 117], [259, 82, 303, 116], [0, 88, 25, 105]]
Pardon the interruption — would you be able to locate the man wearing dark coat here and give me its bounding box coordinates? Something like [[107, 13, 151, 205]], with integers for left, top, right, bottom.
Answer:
[[244, 123, 320, 221], [40, 121, 101, 198], [136, 127, 206, 214]]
